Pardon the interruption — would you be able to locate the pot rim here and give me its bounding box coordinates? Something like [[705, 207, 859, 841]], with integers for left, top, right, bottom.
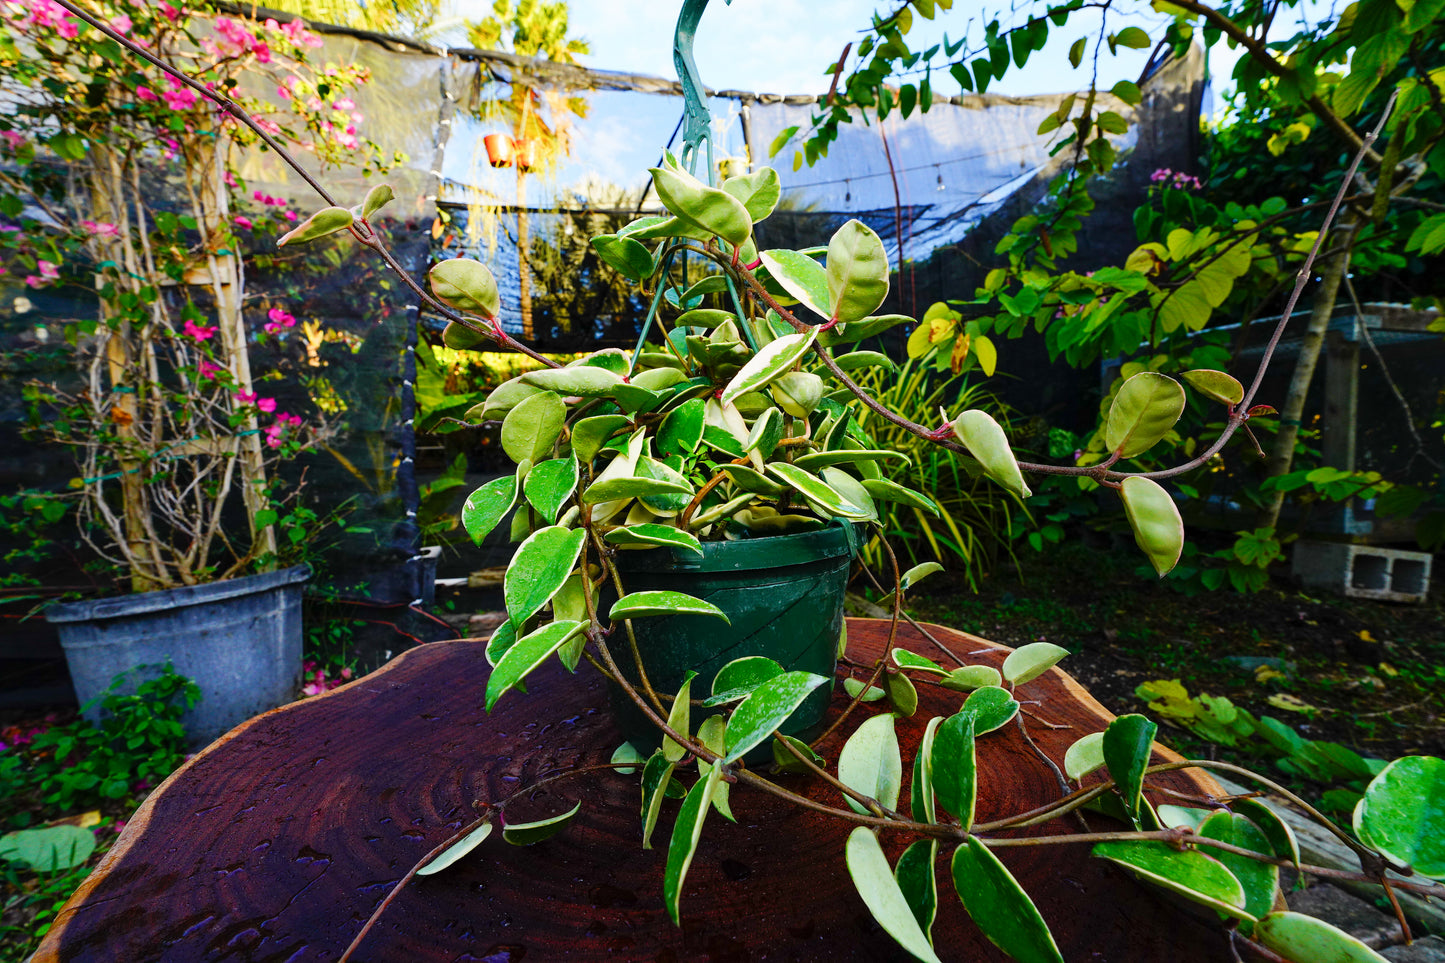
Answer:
[[45, 564, 312, 624], [611, 521, 860, 575]]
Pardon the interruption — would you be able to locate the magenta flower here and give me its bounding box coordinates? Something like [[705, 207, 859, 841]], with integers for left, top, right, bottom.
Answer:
[[198, 359, 223, 379], [136, 86, 159, 103], [38, 260, 59, 280], [82, 220, 120, 237], [233, 215, 253, 230], [109, 13, 132, 33], [183, 319, 217, 340], [159, 3, 182, 22]]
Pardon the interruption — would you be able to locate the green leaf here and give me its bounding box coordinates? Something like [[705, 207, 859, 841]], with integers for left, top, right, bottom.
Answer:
[[1001, 642, 1070, 685], [772, 733, 824, 773], [662, 672, 695, 763], [721, 167, 782, 222], [951, 836, 1064, 963], [1233, 798, 1300, 870], [932, 712, 977, 826], [0, 825, 96, 871], [571, 415, 631, 464], [768, 125, 799, 158], [277, 206, 354, 248], [745, 406, 785, 460], [1197, 811, 1279, 929], [429, 257, 500, 317], [583, 474, 691, 503], [940, 665, 1002, 692], [502, 800, 582, 845], [417, 819, 493, 875], [609, 591, 729, 623], [1068, 37, 1087, 68], [523, 455, 578, 523], [1353, 755, 1445, 878], [641, 751, 676, 849], [603, 523, 703, 556], [893, 649, 947, 676], [724, 671, 829, 763], [766, 462, 874, 521], [1104, 372, 1185, 458], [1102, 713, 1158, 825], [708, 656, 785, 705], [462, 473, 518, 544], [1063, 731, 1106, 781], [1255, 912, 1389, 963], [759, 249, 830, 320], [838, 713, 903, 815], [912, 715, 944, 822], [695, 716, 735, 821], [1110, 80, 1142, 105], [792, 449, 909, 471], [504, 526, 586, 630], [591, 234, 655, 281], [651, 166, 752, 249], [1120, 476, 1185, 577], [359, 183, 395, 220], [658, 398, 705, 457], [895, 840, 940, 946], [501, 391, 565, 465], [720, 330, 817, 408], [826, 219, 891, 324], [610, 741, 643, 775], [485, 619, 588, 710], [1092, 840, 1251, 919], [521, 365, 625, 398], [1114, 25, 1151, 48], [952, 410, 1030, 498], [846, 828, 945, 963], [843, 677, 889, 703], [832, 350, 896, 373], [664, 765, 723, 924], [956, 685, 1020, 735], [1182, 369, 1244, 406], [860, 478, 940, 513], [485, 619, 518, 667], [898, 562, 945, 591]]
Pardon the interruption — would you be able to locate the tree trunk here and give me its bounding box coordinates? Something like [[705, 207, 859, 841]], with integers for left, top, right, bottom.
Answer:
[[517, 163, 533, 341], [198, 138, 277, 566], [88, 146, 161, 593], [1255, 220, 1357, 529]]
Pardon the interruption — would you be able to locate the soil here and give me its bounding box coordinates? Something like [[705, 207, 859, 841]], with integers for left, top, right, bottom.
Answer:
[[907, 535, 1445, 764]]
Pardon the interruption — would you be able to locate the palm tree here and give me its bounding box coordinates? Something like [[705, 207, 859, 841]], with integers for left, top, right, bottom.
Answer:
[[468, 1, 589, 340]]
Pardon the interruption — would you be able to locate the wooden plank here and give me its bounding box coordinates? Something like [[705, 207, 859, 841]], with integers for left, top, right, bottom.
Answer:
[[37, 620, 1232, 962]]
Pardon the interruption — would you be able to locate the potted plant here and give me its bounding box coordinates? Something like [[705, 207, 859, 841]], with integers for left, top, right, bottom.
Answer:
[[3, 1, 380, 745], [49, 3, 1445, 961]]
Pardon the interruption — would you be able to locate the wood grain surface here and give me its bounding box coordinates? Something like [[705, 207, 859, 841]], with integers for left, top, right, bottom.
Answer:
[[36, 619, 1231, 962]]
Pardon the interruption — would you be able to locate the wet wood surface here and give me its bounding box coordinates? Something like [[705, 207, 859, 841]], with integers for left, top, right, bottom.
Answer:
[[37, 619, 1231, 962]]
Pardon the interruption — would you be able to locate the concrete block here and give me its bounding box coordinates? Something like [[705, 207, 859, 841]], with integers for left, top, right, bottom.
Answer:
[[1384, 937, 1445, 962], [1293, 540, 1432, 603], [1286, 884, 1403, 948]]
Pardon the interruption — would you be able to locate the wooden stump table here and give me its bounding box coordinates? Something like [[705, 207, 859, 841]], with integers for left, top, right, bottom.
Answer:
[[37, 620, 1231, 962]]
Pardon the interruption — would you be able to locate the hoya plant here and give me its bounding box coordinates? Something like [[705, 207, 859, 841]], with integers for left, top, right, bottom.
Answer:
[[55, 3, 1445, 962]]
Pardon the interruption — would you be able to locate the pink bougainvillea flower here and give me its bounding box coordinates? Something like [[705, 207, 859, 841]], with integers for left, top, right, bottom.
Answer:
[[233, 215, 253, 230], [222, 167, 236, 186], [257, 397, 277, 413], [198, 359, 223, 379], [82, 220, 120, 237], [264, 307, 297, 334], [283, 210, 298, 222], [183, 318, 217, 340], [159, 3, 182, 21], [38, 260, 59, 280], [136, 86, 159, 103], [0, 131, 25, 151], [24, 276, 43, 288], [109, 13, 132, 33], [161, 85, 199, 111], [234, 390, 257, 405]]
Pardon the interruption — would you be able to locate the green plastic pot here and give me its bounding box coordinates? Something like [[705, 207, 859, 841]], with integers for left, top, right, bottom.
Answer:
[[606, 521, 861, 758]]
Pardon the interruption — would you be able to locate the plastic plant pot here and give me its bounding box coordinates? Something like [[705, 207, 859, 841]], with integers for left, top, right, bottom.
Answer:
[[484, 133, 515, 168], [605, 523, 860, 759], [514, 139, 537, 172]]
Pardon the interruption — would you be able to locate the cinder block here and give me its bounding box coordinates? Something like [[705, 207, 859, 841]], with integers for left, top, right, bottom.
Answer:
[[1292, 541, 1432, 604]]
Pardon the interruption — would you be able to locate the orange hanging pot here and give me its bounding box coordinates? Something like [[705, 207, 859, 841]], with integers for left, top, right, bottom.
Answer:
[[514, 139, 538, 172], [484, 133, 514, 168]]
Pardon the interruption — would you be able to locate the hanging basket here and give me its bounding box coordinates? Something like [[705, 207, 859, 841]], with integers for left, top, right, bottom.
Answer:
[[483, 133, 514, 168], [514, 139, 538, 172]]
